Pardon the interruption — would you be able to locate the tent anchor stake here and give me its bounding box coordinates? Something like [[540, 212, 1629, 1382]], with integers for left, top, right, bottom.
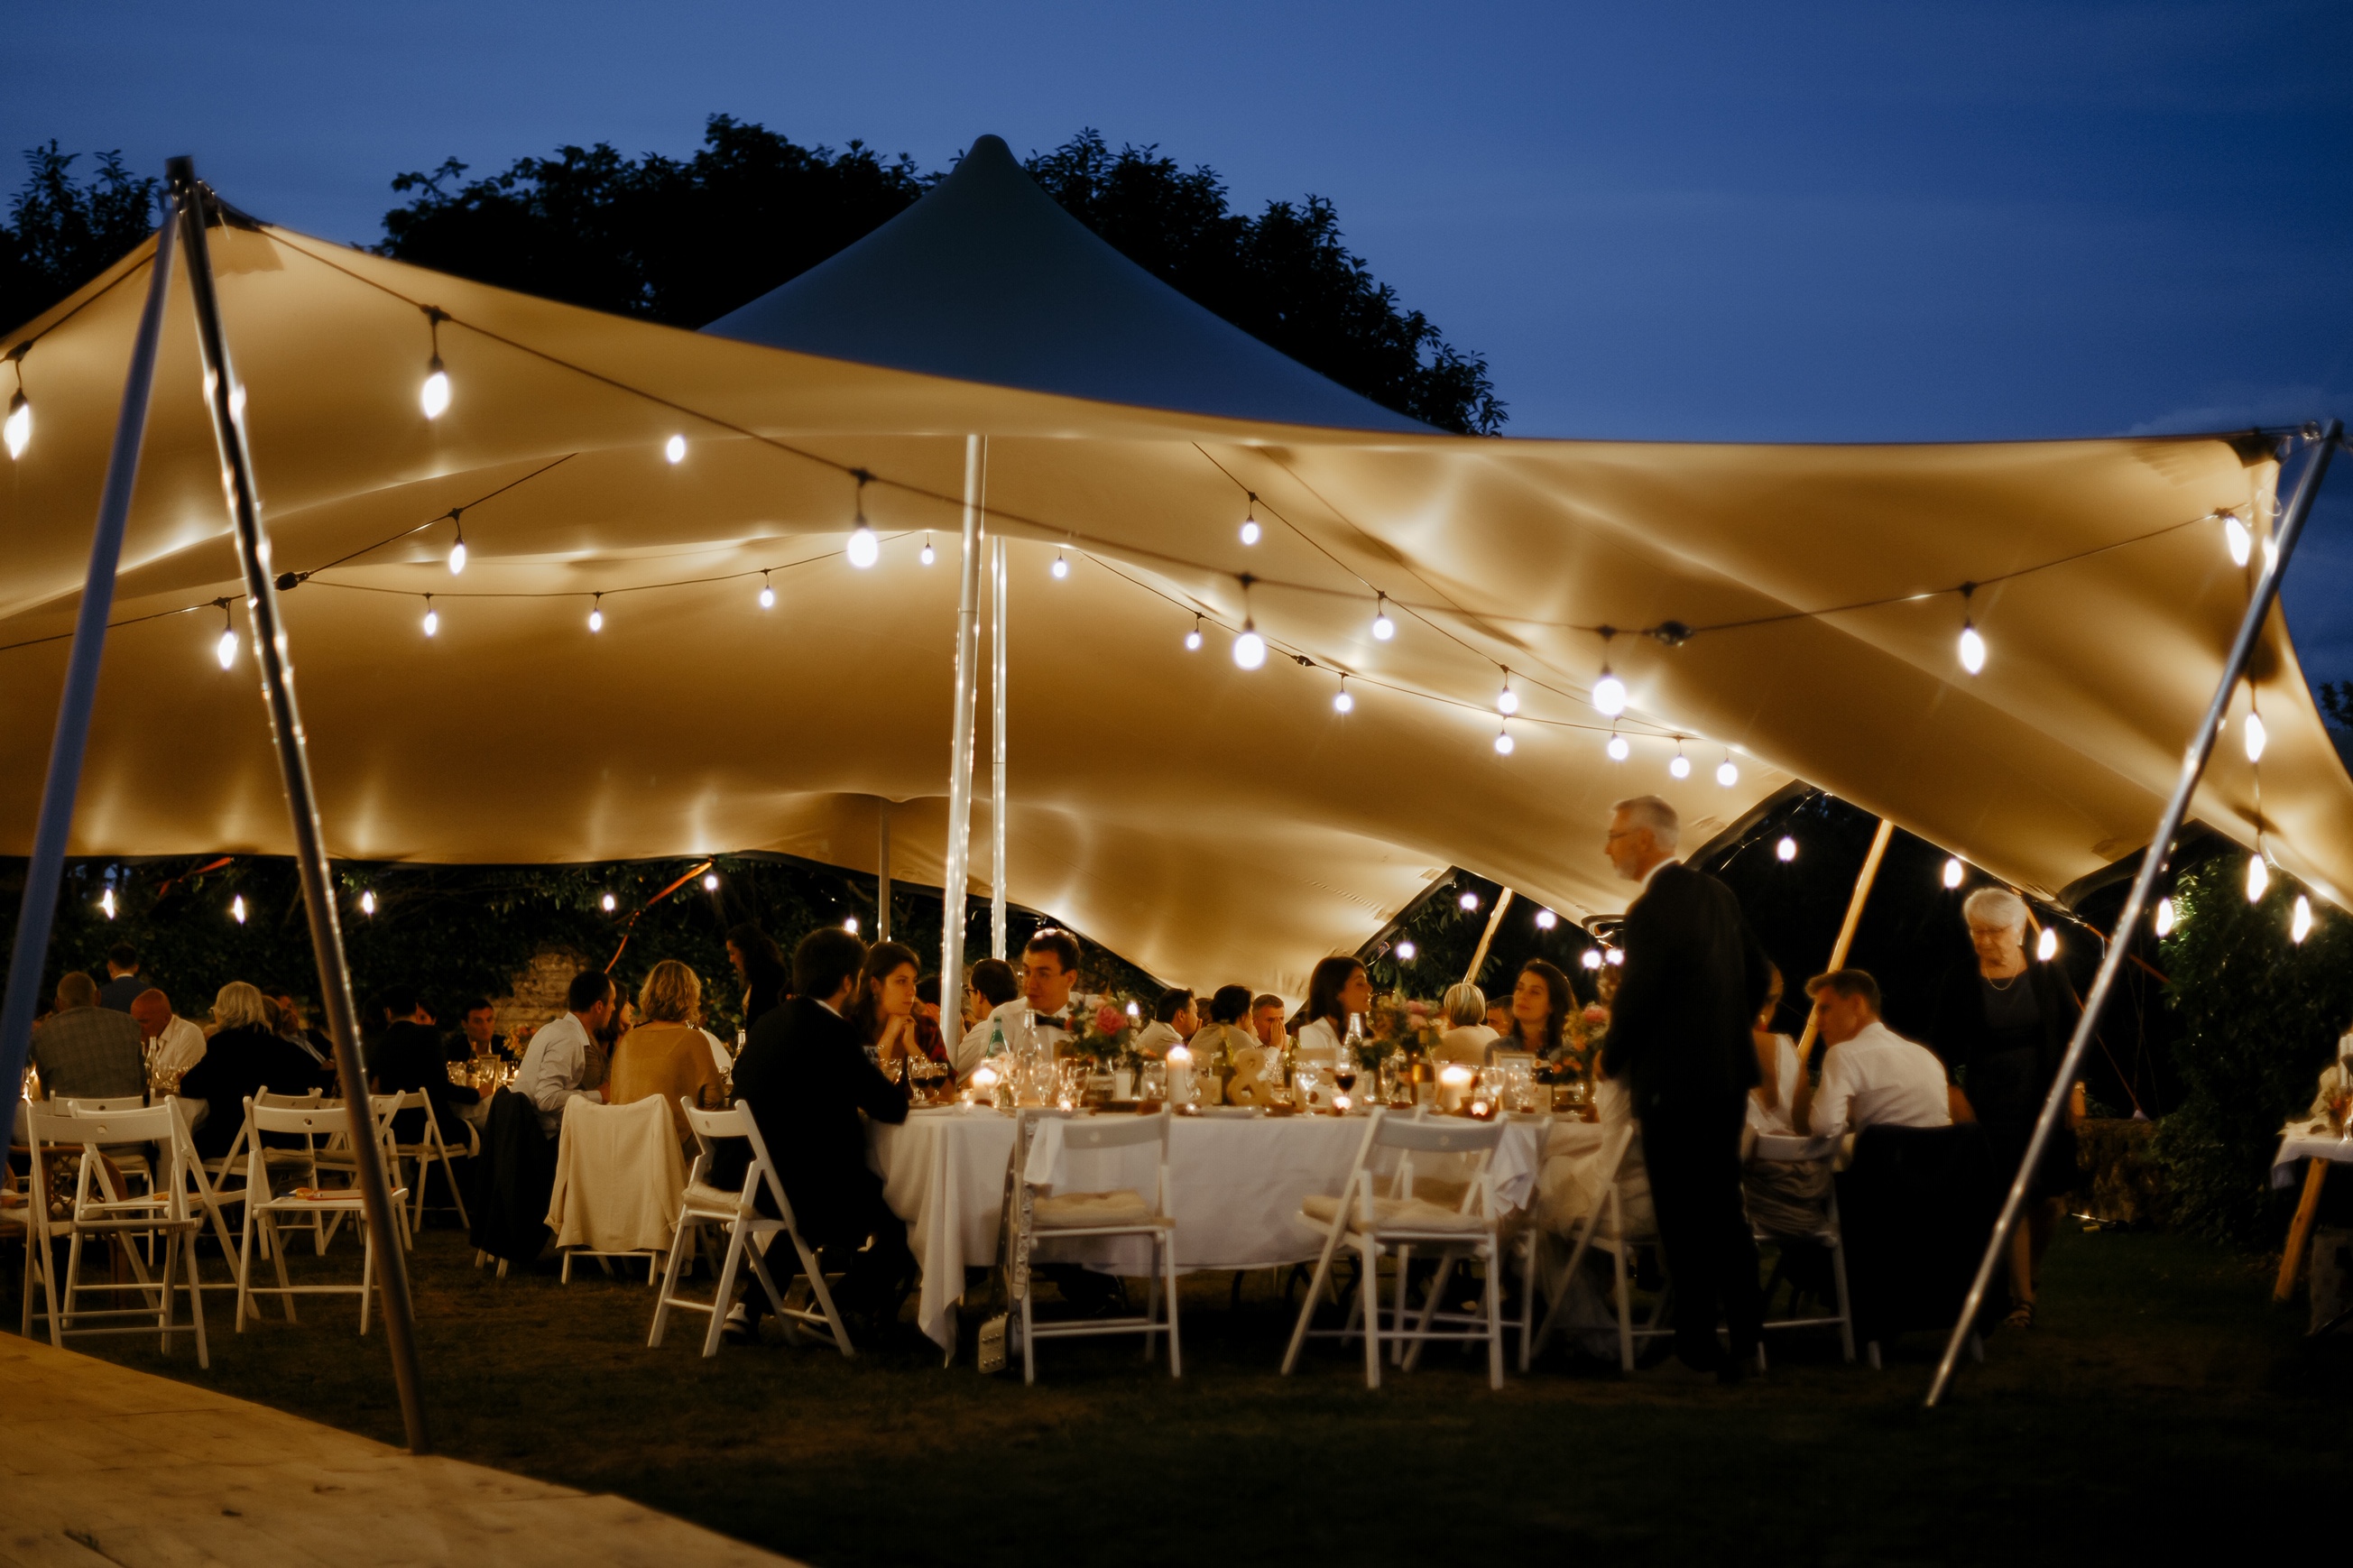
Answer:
[[1925, 420, 2340, 1408]]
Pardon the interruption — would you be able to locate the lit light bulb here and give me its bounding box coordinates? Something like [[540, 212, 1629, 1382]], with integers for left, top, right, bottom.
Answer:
[[2244, 711, 2267, 762], [1125, 1001, 1141, 1019], [1717, 758, 1739, 788], [5, 390, 30, 458], [216, 627, 238, 669], [2154, 897, 2174, 936], [587, 597, 604, 633], [1669, 752, 1691, 779], [2262, 535, 2278, 574], [1607, 733, 1630, 762], [1535, 908, 1557, 930], [1494, 729, 1515, 755], [704, 872, 720, 891], [1239, 518, 1261, 547], [1581, 949, 1603, 971], [1497, 678, 1518, 715], [2224, 512, 2251, 567], [231, 895, 247, 925], [758, 574, 775, 610], [844, 916, 860, 934], [1233, 623, 1266, 669], [360, 889, 376, 916], [2246, 853, 2268, 902], [1184, 618, 1203, 651], [1776, 835, 1798, 862], [847, 525, 880, 568], [1050, 552, 1069, 579], [2036, 927, 2059, 962], [1958, 622, 1986, 675], [448, 537, 466, 574], [1371, 596, 1395, 641], [919, 535, 936, 567], [1459, 890, 1481, 912], [420, 357, 450, 420], [601, 892, 617, 912], [1333, 683, 1353, 714], [1942, 857, 1964, 890], [1605, 948, 1624, 966], [2293, 894, 2313, 944], [421, 601, 438, 637], [664, 434, 687, 465], [1395, 939, 1417, 961], [100, 888, 115, 919], [1592, 672, 1627, 716]]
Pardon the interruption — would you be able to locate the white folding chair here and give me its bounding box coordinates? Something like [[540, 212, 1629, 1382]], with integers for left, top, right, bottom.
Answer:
[[387, 1089, 474, 1231], [235, 1099, 409, 1334], [21, 1103, 208, 1368], [1749, 1148, 1856, 1367], [550, 1096, 670, 1285], [650, 1099, 853, 1359], [1283, 1109, 1507, 1389], [57, 1094, 156, 1198], [1527, 1121, 1672, 1372], [1004, 1108, 1181, 1385], [304, 1094, 409, 1253]]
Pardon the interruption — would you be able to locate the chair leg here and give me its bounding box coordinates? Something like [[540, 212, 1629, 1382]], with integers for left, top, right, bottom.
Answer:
[[1485, 1241, 1504, 1390], [1162, 1233, 1182, 1379], [1391, 1244, 1412, 1365], [1867, 1340, 1882, 1370], [266, 1214, 298, 1323], [156, 1231, 179, 1353], [1020, 1270, 1038, 1386], [1829, 1234, 1856, 1364], [1360, 1235, 1383, 1389], [648, 1218, 696, 1347], [1614, 1244, 1635, 1373], [183, 1229, 209, 1370], [360, 1231, 374, 1335], [560, 1250, 574, 1285], [235, 1207, 258, 1333], [1281, 1216, 1349, 1376], [703, 1226, 748, 1358], [1517, 1229, 1537, 1374], [1405, 1250, 1453, 1372]]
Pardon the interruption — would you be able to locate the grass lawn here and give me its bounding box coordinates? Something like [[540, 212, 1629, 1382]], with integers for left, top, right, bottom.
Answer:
[[29, 1219, 2351, 1567]]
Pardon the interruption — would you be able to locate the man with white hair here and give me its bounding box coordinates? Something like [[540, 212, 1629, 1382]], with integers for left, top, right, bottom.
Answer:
[[1599, 794, 1775, 1381]]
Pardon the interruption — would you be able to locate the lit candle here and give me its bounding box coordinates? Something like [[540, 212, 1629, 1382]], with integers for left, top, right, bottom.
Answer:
[[969, 1063, 1000, 1108], [1439, 1063, 1473, 1113], [1167, 1044, 1194, 1107]]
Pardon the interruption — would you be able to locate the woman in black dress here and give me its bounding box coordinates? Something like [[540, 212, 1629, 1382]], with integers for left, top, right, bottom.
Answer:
[[1930, 886, 2082, 1330]]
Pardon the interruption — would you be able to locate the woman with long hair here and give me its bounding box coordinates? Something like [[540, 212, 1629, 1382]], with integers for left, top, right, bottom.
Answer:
[[726, 923, 789, 1031], [176, 981, 337, 1159], [1500, 959, 1579, 1075], [607, 959, 725, 1145], [1295, 955, 1372, 1064], [851, 940, 943, 1075]]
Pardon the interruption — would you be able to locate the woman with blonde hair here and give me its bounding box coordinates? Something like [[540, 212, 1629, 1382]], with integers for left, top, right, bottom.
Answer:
[[1435, 982, 1500, 1065], [606, 959, 725, 1145], [177, 980, 336, 1159]]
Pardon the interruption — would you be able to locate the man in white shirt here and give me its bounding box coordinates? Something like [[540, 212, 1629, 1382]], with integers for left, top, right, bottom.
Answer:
[[1793, 970, 1952, 1142], [518, 971, 615, 1136], [130, 988, 208, 1078], [957, 928, 1083, 1082]]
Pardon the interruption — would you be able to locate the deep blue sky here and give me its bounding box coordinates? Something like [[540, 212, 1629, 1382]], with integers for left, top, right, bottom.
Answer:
[[9, 0, 2350, 684]]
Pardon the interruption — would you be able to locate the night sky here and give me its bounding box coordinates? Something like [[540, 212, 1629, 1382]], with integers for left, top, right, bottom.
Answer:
[[8, 0, 2349, 685]]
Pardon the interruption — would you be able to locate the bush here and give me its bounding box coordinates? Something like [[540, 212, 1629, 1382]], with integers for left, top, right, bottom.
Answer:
[[2154, 861, 2353, 1246]]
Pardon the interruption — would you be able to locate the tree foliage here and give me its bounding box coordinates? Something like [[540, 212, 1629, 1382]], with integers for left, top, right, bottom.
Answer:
[[2153, 861, 2353, 1246], [0, 143, 160, 334]]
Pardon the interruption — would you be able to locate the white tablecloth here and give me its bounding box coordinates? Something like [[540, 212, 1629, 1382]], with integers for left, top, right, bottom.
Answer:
[[870, 1108, 1555, 1350], [2271, 1121, 2353, 1188]]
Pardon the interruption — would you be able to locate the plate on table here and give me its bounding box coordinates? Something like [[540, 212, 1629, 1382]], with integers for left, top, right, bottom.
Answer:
[[1195, 1105, 1263, 1119]]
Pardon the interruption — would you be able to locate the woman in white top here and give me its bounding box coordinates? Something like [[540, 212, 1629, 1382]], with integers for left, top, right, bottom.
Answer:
[[1746, 967, 1801, 1135], [1294, 956, 1371, 1065], [1435, 982, 1500, 1065]]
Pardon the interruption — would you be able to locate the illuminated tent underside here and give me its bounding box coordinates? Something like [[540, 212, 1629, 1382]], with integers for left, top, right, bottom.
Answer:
[[0, 222, 2345, 996]]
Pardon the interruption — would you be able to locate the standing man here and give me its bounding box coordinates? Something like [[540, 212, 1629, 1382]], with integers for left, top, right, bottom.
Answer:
[[1600, 795, 1773, 1382], [97, 944, 152, 1012]]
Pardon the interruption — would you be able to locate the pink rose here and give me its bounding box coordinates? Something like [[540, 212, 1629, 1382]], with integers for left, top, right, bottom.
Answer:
[[1096, 1004, 1123, 1036]]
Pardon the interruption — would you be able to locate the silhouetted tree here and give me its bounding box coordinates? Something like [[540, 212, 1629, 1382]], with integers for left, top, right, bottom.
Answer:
[[0, 143, 160, 333]]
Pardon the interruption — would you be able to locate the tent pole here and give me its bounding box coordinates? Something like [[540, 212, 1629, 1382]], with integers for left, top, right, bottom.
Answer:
[[167, 161, 431, 1453], [876, 800, 891, 942], [991, 524, 1009, 962], [1793, 816, 1895, 1066], [0, 204, 180, 1114], [939, 434, 983, 1060], [1926, 419, 2340, 1408], [1463, 888, 1514, 984]]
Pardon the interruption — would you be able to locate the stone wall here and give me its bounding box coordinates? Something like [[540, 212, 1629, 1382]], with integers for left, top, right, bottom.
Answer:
[[490, 949, 590, 1040]]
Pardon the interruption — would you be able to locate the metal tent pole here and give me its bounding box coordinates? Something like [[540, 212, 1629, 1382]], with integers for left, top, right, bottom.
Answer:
[[0, 203, 180, 1115], [1926, 420, 2340, 1407], [877, 801, 891, 942], [938, 434, 983, 1060], [168, 161, 430, 1452], [990, 521, 1008, 962]]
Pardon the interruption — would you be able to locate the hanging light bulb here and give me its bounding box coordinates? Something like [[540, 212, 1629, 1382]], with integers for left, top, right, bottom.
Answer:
[[587, 595, 604, 633], [1124, 1001, 1141, 1020], [1605, 948, 1625, 967], [1668, 745, 1691, 779], [1497, 672, 1518, 715], [100, 888, 116, 919], [2245, 852, 2269, 902], [703, 872, 720, 891], [1535, 908, 1558, 930], [2154, 896, 2174, 936], [231, 894, 247, 925], [1581, 948, 1603, 971], [1942, 857, 1965, 889], [600, 892, 617, 912], [758, 572, 775, 610], [1957, 622, 1986, 675], [1239, 493, 1261, 547], [421, 596, 438, 638], [1333, 677, 1353, 714], [1050, 551, 1070, 579], [1592, 669, 1627, 717], [1233, 620, 1266, 669], [845, 471, 878, 567], [664, 434, 687, 465], [2262, 535, 2278, 575], [1717, 756, 1739, 788], [1393, 938, 1417, 962], [5, 388, 31, 459], [2223, 512, 2251, 567], [919, 534, 936, 567], [214, 603, 238, 669], [360, 889, 376, 916], [2036, 927, 2059, 962], [844, 916, 860, 935], [1494, 726, 1515, 756], [1184, 614, 1204, 652], [1776, 835, 1798, 862], [2244, 710, 2267, 762], [1459, 890, 1481, 912], [1371, 594, 1395, 641], [448, 533, 466, 575], [1607, 732, 1630, 762], [419, 307, 450, 419], [2293, 894, 2313, 944]]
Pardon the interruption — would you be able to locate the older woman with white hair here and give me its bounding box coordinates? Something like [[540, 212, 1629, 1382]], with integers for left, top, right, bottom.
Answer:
[[176, 980, 338, 1159], [1435, 982, 1500, 1065], [1931, 883, 2084, 1332]]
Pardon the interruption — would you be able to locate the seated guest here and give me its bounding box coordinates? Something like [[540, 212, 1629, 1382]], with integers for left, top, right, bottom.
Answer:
[[372, 988, 480, 1143], [1485, 997, 1514, 1038], [1131, 988, 1196, 1060], [1792, 970, 1951, 1141], [964, 957, 1020, 1031], [960, 928, 1084, 1082], [1739, 964, 1834, 1241], [1746, 966, 1800, 1135], [30, 971, 143, 1100], [271, 992, 336, 1074], [1435, 982, 1499, 1065], [518, 971, 615, 1137], [131, 988, 208, 1080], [1250, 992, 1289, 1053], [608, 960, 726, 1145], [449, 997, 509, 1064], [1501, 960, 1578, 1074], [98, 943, 153, 1012], [724, 927, 913, 1342], [1189, 984, 1258, 1084], [178, 982, 337, 1159], [726, 923, 789, 1032], [1296, 957, 1372, 1063], [851, 941, 943, 1075]]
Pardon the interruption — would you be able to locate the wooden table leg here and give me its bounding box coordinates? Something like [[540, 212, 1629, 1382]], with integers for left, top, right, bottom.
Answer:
[[2275, 1159, 2329, 1303]]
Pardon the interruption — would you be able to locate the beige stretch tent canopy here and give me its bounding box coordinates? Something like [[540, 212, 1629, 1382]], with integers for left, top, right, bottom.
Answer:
[[1, 194, 2346, 994]]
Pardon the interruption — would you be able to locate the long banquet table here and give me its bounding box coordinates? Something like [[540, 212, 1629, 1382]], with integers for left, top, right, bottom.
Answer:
[[869, 1106, 1560, 1351]]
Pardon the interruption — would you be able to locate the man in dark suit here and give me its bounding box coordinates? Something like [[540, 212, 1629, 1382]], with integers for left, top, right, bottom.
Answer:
[[1600, 794, 1774, 1380], [724, 926, 911, 1342]]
